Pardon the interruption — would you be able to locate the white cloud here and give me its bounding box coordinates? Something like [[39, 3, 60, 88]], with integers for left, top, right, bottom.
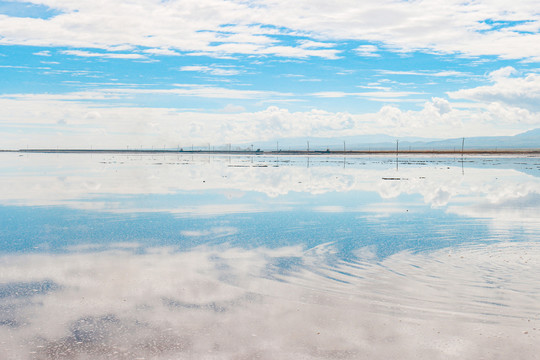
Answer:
[[378, 70, 470, 77], [33, 50, 51, 56], [220, 104, 246, 113], [61, 50, 147, 60], [429, 97, 452, 115], [0, 65, 49, 69], [1, 86, 539, 149], [357, 85, 392, 91], [143, 47, 181, 56], [0, 0, 537, 60], [310, 91, 349, 98], [150, 84, 290, 99], [1, 91, 123, 101], [368, 97, 540, 137], [180, 65, 241, 76], [488, 66, 519, 80], [449, 68, 540, 111], [354, 44, 380, 57], [311, 90, 421, 99], [11, 84, 287, 100], [259, 45, 341, 59], [297, 40, 336, 49]]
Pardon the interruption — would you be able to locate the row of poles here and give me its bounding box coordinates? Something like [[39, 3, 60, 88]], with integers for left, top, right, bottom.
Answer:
[[65, 138, 467, 153]]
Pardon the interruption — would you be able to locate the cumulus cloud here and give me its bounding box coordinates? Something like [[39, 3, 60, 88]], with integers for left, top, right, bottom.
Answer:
[[428, 97, 452, 115], [449, 68, 540, 111], [1, 85, 539, 149], [370, 95, 540, 136], [488, 66, 519, 80]]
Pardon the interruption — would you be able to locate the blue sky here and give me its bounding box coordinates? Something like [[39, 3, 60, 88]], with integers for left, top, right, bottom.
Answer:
[[0, 0, 539, 149]]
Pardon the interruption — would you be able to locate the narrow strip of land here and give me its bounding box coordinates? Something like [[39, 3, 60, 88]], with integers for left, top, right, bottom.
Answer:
[[3, 149, 540, 156]]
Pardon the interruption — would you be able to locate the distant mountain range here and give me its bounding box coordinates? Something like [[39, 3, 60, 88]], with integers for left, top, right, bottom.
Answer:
[[246, 128, 540, 151]]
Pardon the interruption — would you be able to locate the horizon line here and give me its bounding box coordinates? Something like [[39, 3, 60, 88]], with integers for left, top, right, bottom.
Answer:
[[4, 148, 540, 156]]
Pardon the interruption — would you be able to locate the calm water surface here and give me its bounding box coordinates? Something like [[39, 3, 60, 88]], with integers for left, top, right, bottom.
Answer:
[[1, 153, 540, 359]]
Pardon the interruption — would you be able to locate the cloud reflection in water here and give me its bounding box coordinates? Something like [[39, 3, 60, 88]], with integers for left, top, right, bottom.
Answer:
[[1, 242, 539, 359], [1, 153, 540, 358], [1, 153, 539, 230]]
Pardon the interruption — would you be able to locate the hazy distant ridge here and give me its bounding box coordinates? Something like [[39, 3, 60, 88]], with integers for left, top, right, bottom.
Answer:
[[247, 128, 540, 151]]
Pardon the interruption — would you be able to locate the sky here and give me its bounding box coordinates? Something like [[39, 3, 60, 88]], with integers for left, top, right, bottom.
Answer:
[[0, 0, 539, 149]]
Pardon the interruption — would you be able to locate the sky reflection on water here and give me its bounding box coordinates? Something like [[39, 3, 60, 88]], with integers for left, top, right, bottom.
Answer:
[[1, 153, 539, 359]]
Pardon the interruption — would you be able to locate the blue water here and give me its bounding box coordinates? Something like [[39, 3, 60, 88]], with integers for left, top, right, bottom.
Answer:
[[1, 153, 539, 359], [2, 153, 538, 255]]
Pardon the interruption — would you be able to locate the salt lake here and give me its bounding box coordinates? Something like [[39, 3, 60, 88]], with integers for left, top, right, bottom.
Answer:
[[1, 152, 539, 359]]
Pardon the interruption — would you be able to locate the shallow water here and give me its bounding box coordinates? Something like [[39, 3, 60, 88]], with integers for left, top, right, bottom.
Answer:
[[1, 153, 539, 359]]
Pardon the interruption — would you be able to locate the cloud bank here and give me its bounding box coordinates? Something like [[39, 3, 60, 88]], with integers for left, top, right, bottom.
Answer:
[[449, 67, 540, 111], [0, 0, 539, 60], [2, 71, 540, 149]]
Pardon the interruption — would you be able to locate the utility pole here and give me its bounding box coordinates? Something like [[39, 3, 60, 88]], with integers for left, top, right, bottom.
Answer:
[[461, 137, 465, 156], [344, 141, 346, 152], [396, 139, 399, 172], [307, 141, 310, 152]]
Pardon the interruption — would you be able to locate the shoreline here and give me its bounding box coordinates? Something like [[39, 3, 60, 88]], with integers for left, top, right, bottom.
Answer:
[[3, 149, 540, 156]]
